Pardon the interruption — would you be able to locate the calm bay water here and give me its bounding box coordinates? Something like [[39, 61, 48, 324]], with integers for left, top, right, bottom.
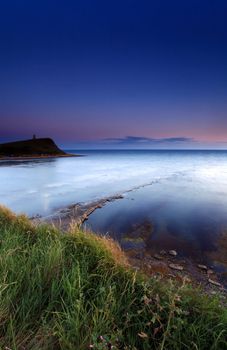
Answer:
[[1, 150, 227, 259]]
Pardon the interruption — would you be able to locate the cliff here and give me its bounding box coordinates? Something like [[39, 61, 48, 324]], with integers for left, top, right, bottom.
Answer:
[[0, 138, 67, 158]]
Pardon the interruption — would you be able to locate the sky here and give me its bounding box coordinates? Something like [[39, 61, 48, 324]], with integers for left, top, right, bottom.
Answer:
[[0, 0, 227, 149]]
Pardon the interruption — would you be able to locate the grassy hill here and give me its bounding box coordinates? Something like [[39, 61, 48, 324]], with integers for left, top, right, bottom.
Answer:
[[0, 206, 226, 349], [0, 138, 66, 157]]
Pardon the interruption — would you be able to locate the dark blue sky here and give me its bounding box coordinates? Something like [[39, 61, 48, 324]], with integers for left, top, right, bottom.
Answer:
[[0, 0, 227, 148]]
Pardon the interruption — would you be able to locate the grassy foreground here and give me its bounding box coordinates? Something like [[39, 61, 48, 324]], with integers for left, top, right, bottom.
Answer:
[[0, 207, 226, 350]]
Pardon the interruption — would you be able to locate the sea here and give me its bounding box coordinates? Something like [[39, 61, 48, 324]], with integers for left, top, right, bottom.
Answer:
[[1, 150, 227, 264]]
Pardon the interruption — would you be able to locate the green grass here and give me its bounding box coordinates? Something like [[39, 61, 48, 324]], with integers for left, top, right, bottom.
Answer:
[[0, 206, 226, 350]]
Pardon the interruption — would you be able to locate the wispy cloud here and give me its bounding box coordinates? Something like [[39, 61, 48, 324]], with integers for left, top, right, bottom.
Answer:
[[103, 136, 195, 144]]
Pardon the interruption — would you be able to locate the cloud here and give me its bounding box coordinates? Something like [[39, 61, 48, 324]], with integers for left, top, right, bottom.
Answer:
[[103, 136, 195, 144], [160, 137, 195, 143]]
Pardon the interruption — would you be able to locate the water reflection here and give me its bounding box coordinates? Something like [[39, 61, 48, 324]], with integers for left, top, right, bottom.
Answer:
[[0, 158, 57, 167]]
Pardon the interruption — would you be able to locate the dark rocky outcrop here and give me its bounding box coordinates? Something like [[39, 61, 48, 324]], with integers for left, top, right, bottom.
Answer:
[[0, 138, 67, 158]]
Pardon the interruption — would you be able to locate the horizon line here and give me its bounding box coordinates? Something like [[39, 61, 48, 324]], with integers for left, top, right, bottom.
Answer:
[[63, 148, 227, 151]]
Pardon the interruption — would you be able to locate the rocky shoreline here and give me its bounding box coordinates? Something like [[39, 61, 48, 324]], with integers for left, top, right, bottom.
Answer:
[[33, 194, 124, 229], [33, 194, 227, 299], [128, 248, 227, 301]]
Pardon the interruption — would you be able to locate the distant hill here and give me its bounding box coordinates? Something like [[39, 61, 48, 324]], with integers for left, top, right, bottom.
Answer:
[[0, 138, 68, 158]]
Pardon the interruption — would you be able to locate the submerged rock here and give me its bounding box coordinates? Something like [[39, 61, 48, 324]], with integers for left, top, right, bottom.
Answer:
[[160, 250, 167, 255], [169, 263, 183, 271], [153, 254, 163, 260], [169, 250, 178, 257], [197, 264, 208, 271], [208, 279, 222, 287]]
